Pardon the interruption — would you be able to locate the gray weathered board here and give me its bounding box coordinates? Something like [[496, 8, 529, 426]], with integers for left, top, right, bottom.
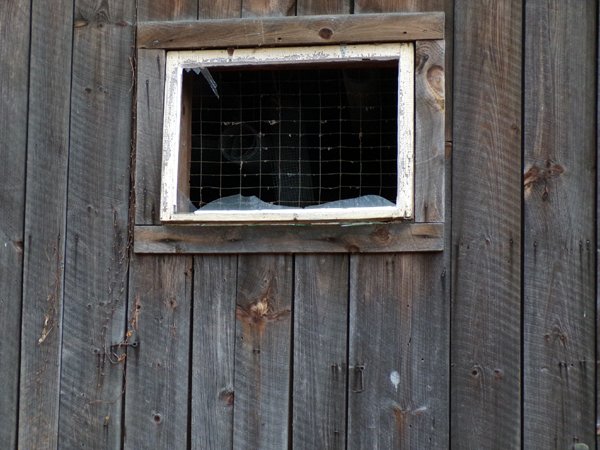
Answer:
[[523, 1, 596, 448], [124, 255, 193, 449], [19, 1, 73, 448], [451, 1, 522, 448], [57, 1, 135, 447], [293, 255, 349, 449], [191, 255, 237, 449], [0, 1, 29, 448]]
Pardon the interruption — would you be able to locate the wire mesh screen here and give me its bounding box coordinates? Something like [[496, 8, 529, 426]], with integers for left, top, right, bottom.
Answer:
[[186, 63, 398, 210]]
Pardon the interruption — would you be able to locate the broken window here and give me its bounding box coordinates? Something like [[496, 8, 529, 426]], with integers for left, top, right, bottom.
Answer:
[[161, 44, 414, 222]]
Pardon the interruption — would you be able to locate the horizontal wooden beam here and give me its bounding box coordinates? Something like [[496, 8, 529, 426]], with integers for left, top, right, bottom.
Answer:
[[138, 13, 444, 50], [134, 222, 444, 254]]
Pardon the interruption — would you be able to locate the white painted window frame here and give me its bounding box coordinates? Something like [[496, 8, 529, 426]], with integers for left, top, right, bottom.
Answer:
[[161, 43, 414, 223]]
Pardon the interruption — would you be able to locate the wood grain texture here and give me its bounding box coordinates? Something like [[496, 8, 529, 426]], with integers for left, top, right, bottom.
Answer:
[[178, 77, 192, 212], [134, 223, 444, 254], [415, 40, 445, 222], [347, 254, 448, 448], [191, 255, 237, 450], [293, 255, 348, 449], [124, 255, 192, 450], [138, 0, 197, 21], [58, 1, 135, 448], [297, 0, 349, 15], [523, 1, 596, 448], [18, 1, 73, 448], [0, 1, 29, 447], [232, 254, 293, 450], [242, 0, 295, 17], [199, 0, 241, 19], [355, 0, 446, 12], [137, 13, 445, 49], [135, 49, 166, 225], [451, 1, 522, 448]]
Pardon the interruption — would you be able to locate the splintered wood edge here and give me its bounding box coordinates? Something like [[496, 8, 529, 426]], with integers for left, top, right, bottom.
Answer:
[[138, 13, 444, 49], [133, 222, 444, 254]]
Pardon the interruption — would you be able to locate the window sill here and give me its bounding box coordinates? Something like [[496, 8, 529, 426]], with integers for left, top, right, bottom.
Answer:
[[133, 222, 443, 254]]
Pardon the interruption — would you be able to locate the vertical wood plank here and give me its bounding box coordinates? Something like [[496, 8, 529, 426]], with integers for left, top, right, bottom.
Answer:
[[355, 0, 444, 10], [191, 255, 237, 450], [347, 254, 448, 448], [242, 0, 296, 18], [297, 0, 349, 15], [0, 1, 30, 447], [123, 255, 192, 450], [178, 79, 192, 212], [137, 0, 197, 21], [523, 1, 597, 448], [293, 255, 348, 450], [415, 39, 445, 222], [451, 1, 522, 448], [58, 1, 135, 448], [18, 0, 73, 447], [135, 49, 166, 225], [232, 254, 293, 450], [349, 2, 450, 449]]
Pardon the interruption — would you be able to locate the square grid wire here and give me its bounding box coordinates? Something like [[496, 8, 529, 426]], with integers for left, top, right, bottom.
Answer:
[[187, 64, 398, 209]]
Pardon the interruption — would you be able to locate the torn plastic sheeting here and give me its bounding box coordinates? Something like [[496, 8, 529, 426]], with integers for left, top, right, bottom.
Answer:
[[194, 194, 395, 212], [196, 195, 294, 211], [305, 195, 395, 209]]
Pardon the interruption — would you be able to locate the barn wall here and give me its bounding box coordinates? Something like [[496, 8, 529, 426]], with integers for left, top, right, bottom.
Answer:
[[0, 0, 597, 449]]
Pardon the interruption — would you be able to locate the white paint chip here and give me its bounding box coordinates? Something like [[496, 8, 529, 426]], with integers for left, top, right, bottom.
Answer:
[[390, 370, 400, 391]]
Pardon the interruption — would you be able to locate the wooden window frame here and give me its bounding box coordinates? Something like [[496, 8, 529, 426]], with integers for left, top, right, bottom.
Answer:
[[134, 13, 445, 254], [161, 43, 414, 223]]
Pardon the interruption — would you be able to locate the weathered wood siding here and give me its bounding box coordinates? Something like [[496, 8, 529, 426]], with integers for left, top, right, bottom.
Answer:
[[0, 2, 29, 448], [523, 1, 597, 448], [1, 0, 598, 449], [451, 1, 522, 448]]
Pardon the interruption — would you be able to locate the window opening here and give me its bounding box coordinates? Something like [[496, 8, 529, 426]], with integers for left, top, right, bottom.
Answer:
[[161, 44, 414, 222], [186, 63, 398, 210]]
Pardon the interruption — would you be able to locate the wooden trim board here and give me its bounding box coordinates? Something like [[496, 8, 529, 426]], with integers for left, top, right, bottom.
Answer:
[[138, 12, 444, 49], [133, 222, 444, 254]]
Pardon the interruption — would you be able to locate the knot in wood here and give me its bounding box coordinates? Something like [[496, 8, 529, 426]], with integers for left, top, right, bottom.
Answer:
[[249, 297, 270, 318], [318, 27, 334, 40]]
